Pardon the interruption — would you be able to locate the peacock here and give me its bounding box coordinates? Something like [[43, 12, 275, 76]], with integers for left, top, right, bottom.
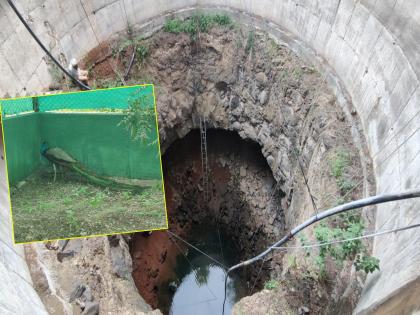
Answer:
[[40, 141, 144, 190]]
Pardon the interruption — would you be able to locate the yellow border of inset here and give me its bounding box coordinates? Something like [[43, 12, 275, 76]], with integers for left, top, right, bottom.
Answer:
[[0, 84, 169, 245]]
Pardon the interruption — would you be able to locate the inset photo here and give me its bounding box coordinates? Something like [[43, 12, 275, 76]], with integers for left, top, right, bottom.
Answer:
[[1, 85, 167, 244]]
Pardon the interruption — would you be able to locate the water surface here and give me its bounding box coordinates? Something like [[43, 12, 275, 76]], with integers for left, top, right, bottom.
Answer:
[[158, 227, 246, 315]]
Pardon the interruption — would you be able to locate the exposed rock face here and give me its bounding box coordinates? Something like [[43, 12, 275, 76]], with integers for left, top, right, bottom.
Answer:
[[140, 26, 372, 230], [131, 129, 284, 308], [25, 24, 373, 315], [125, 26, 374, 313], [25, 236, 160, 315]]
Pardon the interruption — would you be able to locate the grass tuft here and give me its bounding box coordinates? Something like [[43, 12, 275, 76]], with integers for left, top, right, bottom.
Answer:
[[11, 170, 166, 243], [163, 13, 233, 39]]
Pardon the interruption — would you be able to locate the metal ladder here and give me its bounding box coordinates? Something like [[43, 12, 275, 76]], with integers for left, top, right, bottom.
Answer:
[[199, 116, 209, 202]]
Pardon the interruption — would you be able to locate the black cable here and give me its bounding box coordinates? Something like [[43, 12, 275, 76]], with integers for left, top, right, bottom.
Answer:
[[222, 188, 420, 314], [6, 0, 90, 90]]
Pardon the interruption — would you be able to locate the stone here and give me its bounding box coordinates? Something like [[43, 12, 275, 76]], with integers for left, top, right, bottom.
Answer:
[[266, 155, 275, 168], [256, 72, 268, 85], [298, 306, 310, 314], [241, 123, 257, 139], [272, 57, 283, 65], [108, 235, 120, 247], [82, 286, 94, 302], [69, 284, 85, 303], [81, 301, 99, 315], [109, 236, 132, 279], [259, 90, 269, 105], [240, 166, 247, 177], [57, 250, 75, 262]]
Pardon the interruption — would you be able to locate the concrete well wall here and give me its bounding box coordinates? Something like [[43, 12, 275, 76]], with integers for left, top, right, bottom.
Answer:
[[0, 0, 419, 314]]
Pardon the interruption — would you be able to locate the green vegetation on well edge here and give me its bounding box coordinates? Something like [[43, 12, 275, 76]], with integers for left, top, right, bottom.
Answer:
[[312, 212, 379, 276], [264, 279, 279, 290], [164, 13, 233, 39], [245, 30, 255, 54], [113, 36, 150, 64], [330, 148, 356, 195], [295, 147, 379, 277]]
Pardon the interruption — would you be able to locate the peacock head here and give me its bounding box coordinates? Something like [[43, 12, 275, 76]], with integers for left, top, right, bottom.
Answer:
[[40, 141, 49, 155]]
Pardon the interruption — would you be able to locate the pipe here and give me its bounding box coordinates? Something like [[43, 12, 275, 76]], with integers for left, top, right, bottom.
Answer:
[[222, 188, 420, 314], [124, 50, 136, 80], [6, 0, 91, 90]]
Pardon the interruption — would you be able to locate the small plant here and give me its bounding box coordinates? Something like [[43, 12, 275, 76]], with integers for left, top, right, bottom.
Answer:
[[330, 148, 356, 195], [25, 206, 36, 214], [63, 196, 73, 206], [292, 68, 303, 80], [118, 87, 157, 144], [48, 63, 64, 86], [113, 35, 150, 68], [312, 212, 379, 275], [163, 13, 232, 39], [136, 44, 149, 63], [298, 233, 311, 257], [354, 254, 380, 273], [121, 191, 131, 200], [65, 209, 80, 231], [96, 77, 124, 89], [164, 18, 184, 33], [331, 149, 350, 179], [213, 14, 232, 26], [287, 255, 298, 269], [337, 177, 355, 193], [245, 30, 255, 54], [264, 279, 279, 290], [74, 186, 89, 197], [89, 191, 106, 207]]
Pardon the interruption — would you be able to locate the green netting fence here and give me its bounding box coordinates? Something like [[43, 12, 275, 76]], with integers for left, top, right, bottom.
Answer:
[[1, 84, 154, 116], [1, 85, 162, 185]]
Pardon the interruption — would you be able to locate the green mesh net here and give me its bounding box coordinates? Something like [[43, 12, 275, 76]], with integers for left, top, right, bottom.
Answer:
[[0, 85, 154, 116], [0, 96, 34, 116], [2, 85, 161, 185]]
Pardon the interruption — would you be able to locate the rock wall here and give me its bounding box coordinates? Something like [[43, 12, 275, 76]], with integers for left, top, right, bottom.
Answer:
[[0, 0, 419, 314]]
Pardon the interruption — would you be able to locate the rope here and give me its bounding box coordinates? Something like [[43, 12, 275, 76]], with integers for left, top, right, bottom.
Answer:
[[167, 231, 217, 300], [273, 84, 318, 214], [166, 231, 226, 268], [249, 255, 269, 295]]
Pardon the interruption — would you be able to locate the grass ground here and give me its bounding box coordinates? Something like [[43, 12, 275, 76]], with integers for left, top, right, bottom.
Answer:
[[10, 169, 167, 243]]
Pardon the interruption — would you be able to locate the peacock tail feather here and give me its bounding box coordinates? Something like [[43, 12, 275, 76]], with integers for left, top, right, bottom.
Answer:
[[42, 147, 147, 191]]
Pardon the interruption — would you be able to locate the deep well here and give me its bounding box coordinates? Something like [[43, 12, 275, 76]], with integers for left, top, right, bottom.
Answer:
[[0, 1, 419, 314]]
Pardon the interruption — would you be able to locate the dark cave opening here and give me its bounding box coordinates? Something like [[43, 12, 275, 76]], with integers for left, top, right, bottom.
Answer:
[[130, 129, 286, 314]]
